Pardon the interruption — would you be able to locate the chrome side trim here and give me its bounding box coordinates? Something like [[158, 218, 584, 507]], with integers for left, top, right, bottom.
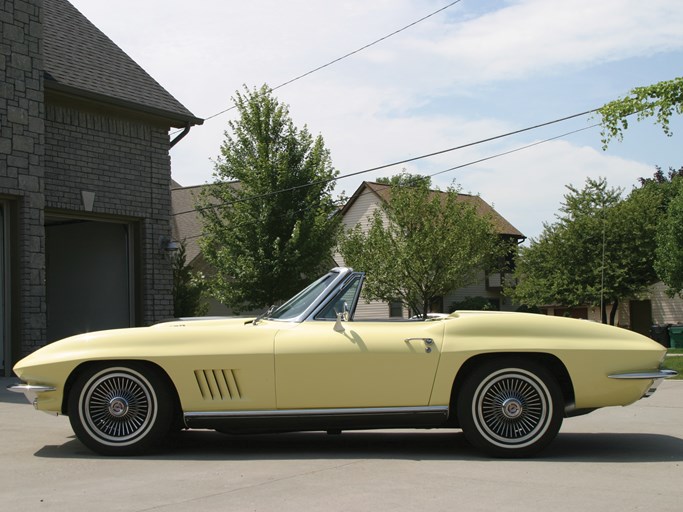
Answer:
[[8, 384, 57, 406], [185, 405, 448, 420], [607, 370, 678, 380]]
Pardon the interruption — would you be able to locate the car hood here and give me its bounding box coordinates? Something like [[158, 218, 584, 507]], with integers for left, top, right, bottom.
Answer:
[[13, 317, 262, 377]]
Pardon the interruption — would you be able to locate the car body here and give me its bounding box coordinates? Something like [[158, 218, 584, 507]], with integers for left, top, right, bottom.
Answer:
[[10, 267, 676, 457]]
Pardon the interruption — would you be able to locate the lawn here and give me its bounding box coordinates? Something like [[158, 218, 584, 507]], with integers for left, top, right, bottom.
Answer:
[[664, 349, 683, 379]]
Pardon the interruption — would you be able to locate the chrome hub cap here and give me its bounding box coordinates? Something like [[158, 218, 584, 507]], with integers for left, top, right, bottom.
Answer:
[[80, 370, 157, 445], [108, 397, 130, 418], [472, 369, 552, 448], [501, 397, 523, 419]]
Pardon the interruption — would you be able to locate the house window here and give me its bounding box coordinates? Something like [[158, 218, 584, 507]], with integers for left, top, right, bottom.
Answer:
[[389, 301, 403, 318]]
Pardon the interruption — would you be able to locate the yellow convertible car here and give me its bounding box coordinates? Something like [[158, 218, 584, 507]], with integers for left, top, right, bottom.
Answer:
[[10, 267, 676, 457]]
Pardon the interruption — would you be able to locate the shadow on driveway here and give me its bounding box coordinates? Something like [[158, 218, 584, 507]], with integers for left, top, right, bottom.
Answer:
[[33, 429, 683, 463]]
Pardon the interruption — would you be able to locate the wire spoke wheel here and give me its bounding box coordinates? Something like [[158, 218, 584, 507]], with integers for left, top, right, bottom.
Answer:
[[457, 359, 563, 457], [69, 364, 173, 455], [473, 369, 551, 448], [82, 371, 156, 444]]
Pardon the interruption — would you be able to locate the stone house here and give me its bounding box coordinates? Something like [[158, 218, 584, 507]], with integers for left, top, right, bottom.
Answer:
[[1, 0, 201, 374]]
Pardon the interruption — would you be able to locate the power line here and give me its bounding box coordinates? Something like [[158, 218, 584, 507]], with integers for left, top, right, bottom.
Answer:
[[176, 123, 600, 242], [429, 124, 599, 178], [172, 107, 598, 217], [189, 1, 463, 127]]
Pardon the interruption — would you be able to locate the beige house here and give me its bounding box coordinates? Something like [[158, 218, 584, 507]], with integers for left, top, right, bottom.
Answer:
[[334, 181, 526, 319], [171, 180, 525, 318]]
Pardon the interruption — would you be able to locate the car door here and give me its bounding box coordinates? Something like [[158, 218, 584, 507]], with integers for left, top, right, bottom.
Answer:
[[274, 318, 444, 410]]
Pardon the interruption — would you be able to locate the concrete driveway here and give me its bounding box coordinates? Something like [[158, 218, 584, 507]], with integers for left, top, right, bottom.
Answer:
[[1, 377, 681, 512]]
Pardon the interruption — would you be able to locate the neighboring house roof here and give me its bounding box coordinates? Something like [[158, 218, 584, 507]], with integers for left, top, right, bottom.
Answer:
[[171, 182, 206, 265], [171, 181, 241, 266], [43, 0, 202, 127], [342, 181, 525, 239]]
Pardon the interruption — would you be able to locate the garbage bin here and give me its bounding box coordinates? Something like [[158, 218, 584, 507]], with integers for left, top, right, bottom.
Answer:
[[668, 325, 683, 349], [650, 324, 671, 348]]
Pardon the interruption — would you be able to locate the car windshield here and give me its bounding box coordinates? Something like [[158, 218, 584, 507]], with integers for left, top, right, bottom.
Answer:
[[268, 272, 338, 320]]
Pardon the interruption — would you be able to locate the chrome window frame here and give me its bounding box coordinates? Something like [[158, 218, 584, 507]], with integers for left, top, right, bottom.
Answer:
[[265, 267, 360, 324]]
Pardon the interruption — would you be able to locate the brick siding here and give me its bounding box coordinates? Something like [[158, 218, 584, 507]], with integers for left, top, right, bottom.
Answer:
[[1, 0, 175, 361]]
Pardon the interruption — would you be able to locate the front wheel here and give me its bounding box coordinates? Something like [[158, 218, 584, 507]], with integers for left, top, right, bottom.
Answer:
[[68, 364, 174, 455], [456, 358, 563, 458]]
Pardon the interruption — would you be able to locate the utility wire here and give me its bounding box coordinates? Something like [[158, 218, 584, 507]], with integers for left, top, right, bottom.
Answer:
[[200, 0, 463, 123], [429, 124, 599, 178], [172, 108, 598, 217], [176, 123, 600, 242]]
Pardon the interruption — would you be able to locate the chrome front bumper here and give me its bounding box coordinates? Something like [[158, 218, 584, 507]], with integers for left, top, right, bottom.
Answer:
[[608, 369, 678, 397], [7, 383, 57, 407]]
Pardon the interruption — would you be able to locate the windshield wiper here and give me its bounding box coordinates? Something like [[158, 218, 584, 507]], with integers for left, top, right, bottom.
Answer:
[[251, 305, 275, 326]]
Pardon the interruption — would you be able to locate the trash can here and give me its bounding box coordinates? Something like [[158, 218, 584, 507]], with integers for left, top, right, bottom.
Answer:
[[650, 324, 671, 348], [668, 325, 683, 349]]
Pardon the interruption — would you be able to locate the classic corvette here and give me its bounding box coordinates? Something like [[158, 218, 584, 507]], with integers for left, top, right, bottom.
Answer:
[[10, 267, 677, 457]]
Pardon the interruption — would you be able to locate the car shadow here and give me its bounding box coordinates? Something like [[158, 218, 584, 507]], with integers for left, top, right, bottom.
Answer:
[[34, 429, 683, 463]]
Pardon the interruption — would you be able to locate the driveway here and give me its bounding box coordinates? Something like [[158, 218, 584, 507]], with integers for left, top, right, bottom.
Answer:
[[1, 377, 681, 511]]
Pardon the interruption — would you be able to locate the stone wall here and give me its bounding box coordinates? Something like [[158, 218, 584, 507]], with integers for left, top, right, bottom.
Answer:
[[43, 103, 174, 328], [1, 0, 174, 361], [0, 0, 46, 355]]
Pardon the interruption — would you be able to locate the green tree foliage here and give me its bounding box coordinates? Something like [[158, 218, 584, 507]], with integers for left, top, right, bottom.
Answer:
[[508, 178, 661, 324], [339, 174, 506, 317], [638, 167, 683, 296], [449, 296, 498, 312], [198, 85, 341, 311], [598, 77, 683, 149], [172, 241, 208, 318]]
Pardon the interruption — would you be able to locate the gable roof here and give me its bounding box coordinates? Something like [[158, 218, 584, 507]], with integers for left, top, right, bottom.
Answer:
[[171, 181, 241, 266], [171, 183, 206, 264], [43, 0, 202, 127], [343, 181, 525, 239]]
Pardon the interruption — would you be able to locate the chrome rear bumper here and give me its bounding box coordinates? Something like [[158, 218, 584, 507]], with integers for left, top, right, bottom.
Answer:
[[608, 369, 678, 397]]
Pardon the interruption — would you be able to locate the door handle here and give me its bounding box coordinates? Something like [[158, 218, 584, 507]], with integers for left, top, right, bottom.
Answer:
[[404, 338, 434, 353]]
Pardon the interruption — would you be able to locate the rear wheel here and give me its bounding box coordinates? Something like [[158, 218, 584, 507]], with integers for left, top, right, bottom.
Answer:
[[456, 358, 563, 457], [68, 364, 174, 455]]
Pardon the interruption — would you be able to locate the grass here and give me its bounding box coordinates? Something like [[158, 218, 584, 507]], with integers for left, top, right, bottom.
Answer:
[[663, 348, 683, 379]]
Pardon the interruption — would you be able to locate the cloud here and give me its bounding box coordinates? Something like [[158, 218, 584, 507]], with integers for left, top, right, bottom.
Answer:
[[405, 0, 683, 86], [69, 0, 682, 238], [454, 139, 654, 240]]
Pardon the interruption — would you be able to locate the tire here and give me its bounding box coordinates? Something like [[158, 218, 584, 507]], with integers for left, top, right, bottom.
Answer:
[[68, 363, 174, 455], [456, 358, 563, 458]]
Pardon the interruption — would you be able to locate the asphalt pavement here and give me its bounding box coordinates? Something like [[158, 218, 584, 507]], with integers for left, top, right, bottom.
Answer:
[[1, 377, 682, 511]]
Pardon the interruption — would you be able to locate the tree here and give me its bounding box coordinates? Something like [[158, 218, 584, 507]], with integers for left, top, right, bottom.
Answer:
[[172, 241, 208, 318], [339, 174, 506, 317], [198, 85, 341, 312], [598, 77, 683, 149], [508, 178, 661, 324], [637, 167, 683, 296]]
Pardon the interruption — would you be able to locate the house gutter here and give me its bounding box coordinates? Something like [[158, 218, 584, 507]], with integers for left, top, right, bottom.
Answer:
[[170, 123, 192, 148]]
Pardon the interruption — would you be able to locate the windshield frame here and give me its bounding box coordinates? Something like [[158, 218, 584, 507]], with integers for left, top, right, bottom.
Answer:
[[264, 267, 356, 323]]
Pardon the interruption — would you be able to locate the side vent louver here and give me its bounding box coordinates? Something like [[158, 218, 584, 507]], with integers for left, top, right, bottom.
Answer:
[[194, 369, 242, 400]]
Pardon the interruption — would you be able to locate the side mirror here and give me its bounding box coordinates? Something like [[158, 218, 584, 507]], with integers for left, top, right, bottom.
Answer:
[[334, 312, 345, 332]]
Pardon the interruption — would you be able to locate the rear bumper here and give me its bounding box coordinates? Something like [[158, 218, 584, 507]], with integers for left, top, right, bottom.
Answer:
[[608, 369, 678, 397]]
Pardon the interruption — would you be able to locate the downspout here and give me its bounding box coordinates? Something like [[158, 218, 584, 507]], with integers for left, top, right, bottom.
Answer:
[[170, 123, 192, 148]]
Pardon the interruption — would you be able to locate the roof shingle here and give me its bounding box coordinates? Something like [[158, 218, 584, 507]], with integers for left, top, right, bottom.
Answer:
[[43, 0, 202, 127]]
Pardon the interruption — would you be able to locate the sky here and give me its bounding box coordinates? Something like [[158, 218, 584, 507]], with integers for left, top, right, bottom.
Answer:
[[69, 0, 683, 240]]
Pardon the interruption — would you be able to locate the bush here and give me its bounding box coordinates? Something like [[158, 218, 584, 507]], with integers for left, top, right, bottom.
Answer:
[[450, 296, 498, 312]]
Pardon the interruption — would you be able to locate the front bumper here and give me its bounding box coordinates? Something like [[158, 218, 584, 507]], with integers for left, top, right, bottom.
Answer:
[[8, 383, 57, 408], [608, 369, 678, 397]]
